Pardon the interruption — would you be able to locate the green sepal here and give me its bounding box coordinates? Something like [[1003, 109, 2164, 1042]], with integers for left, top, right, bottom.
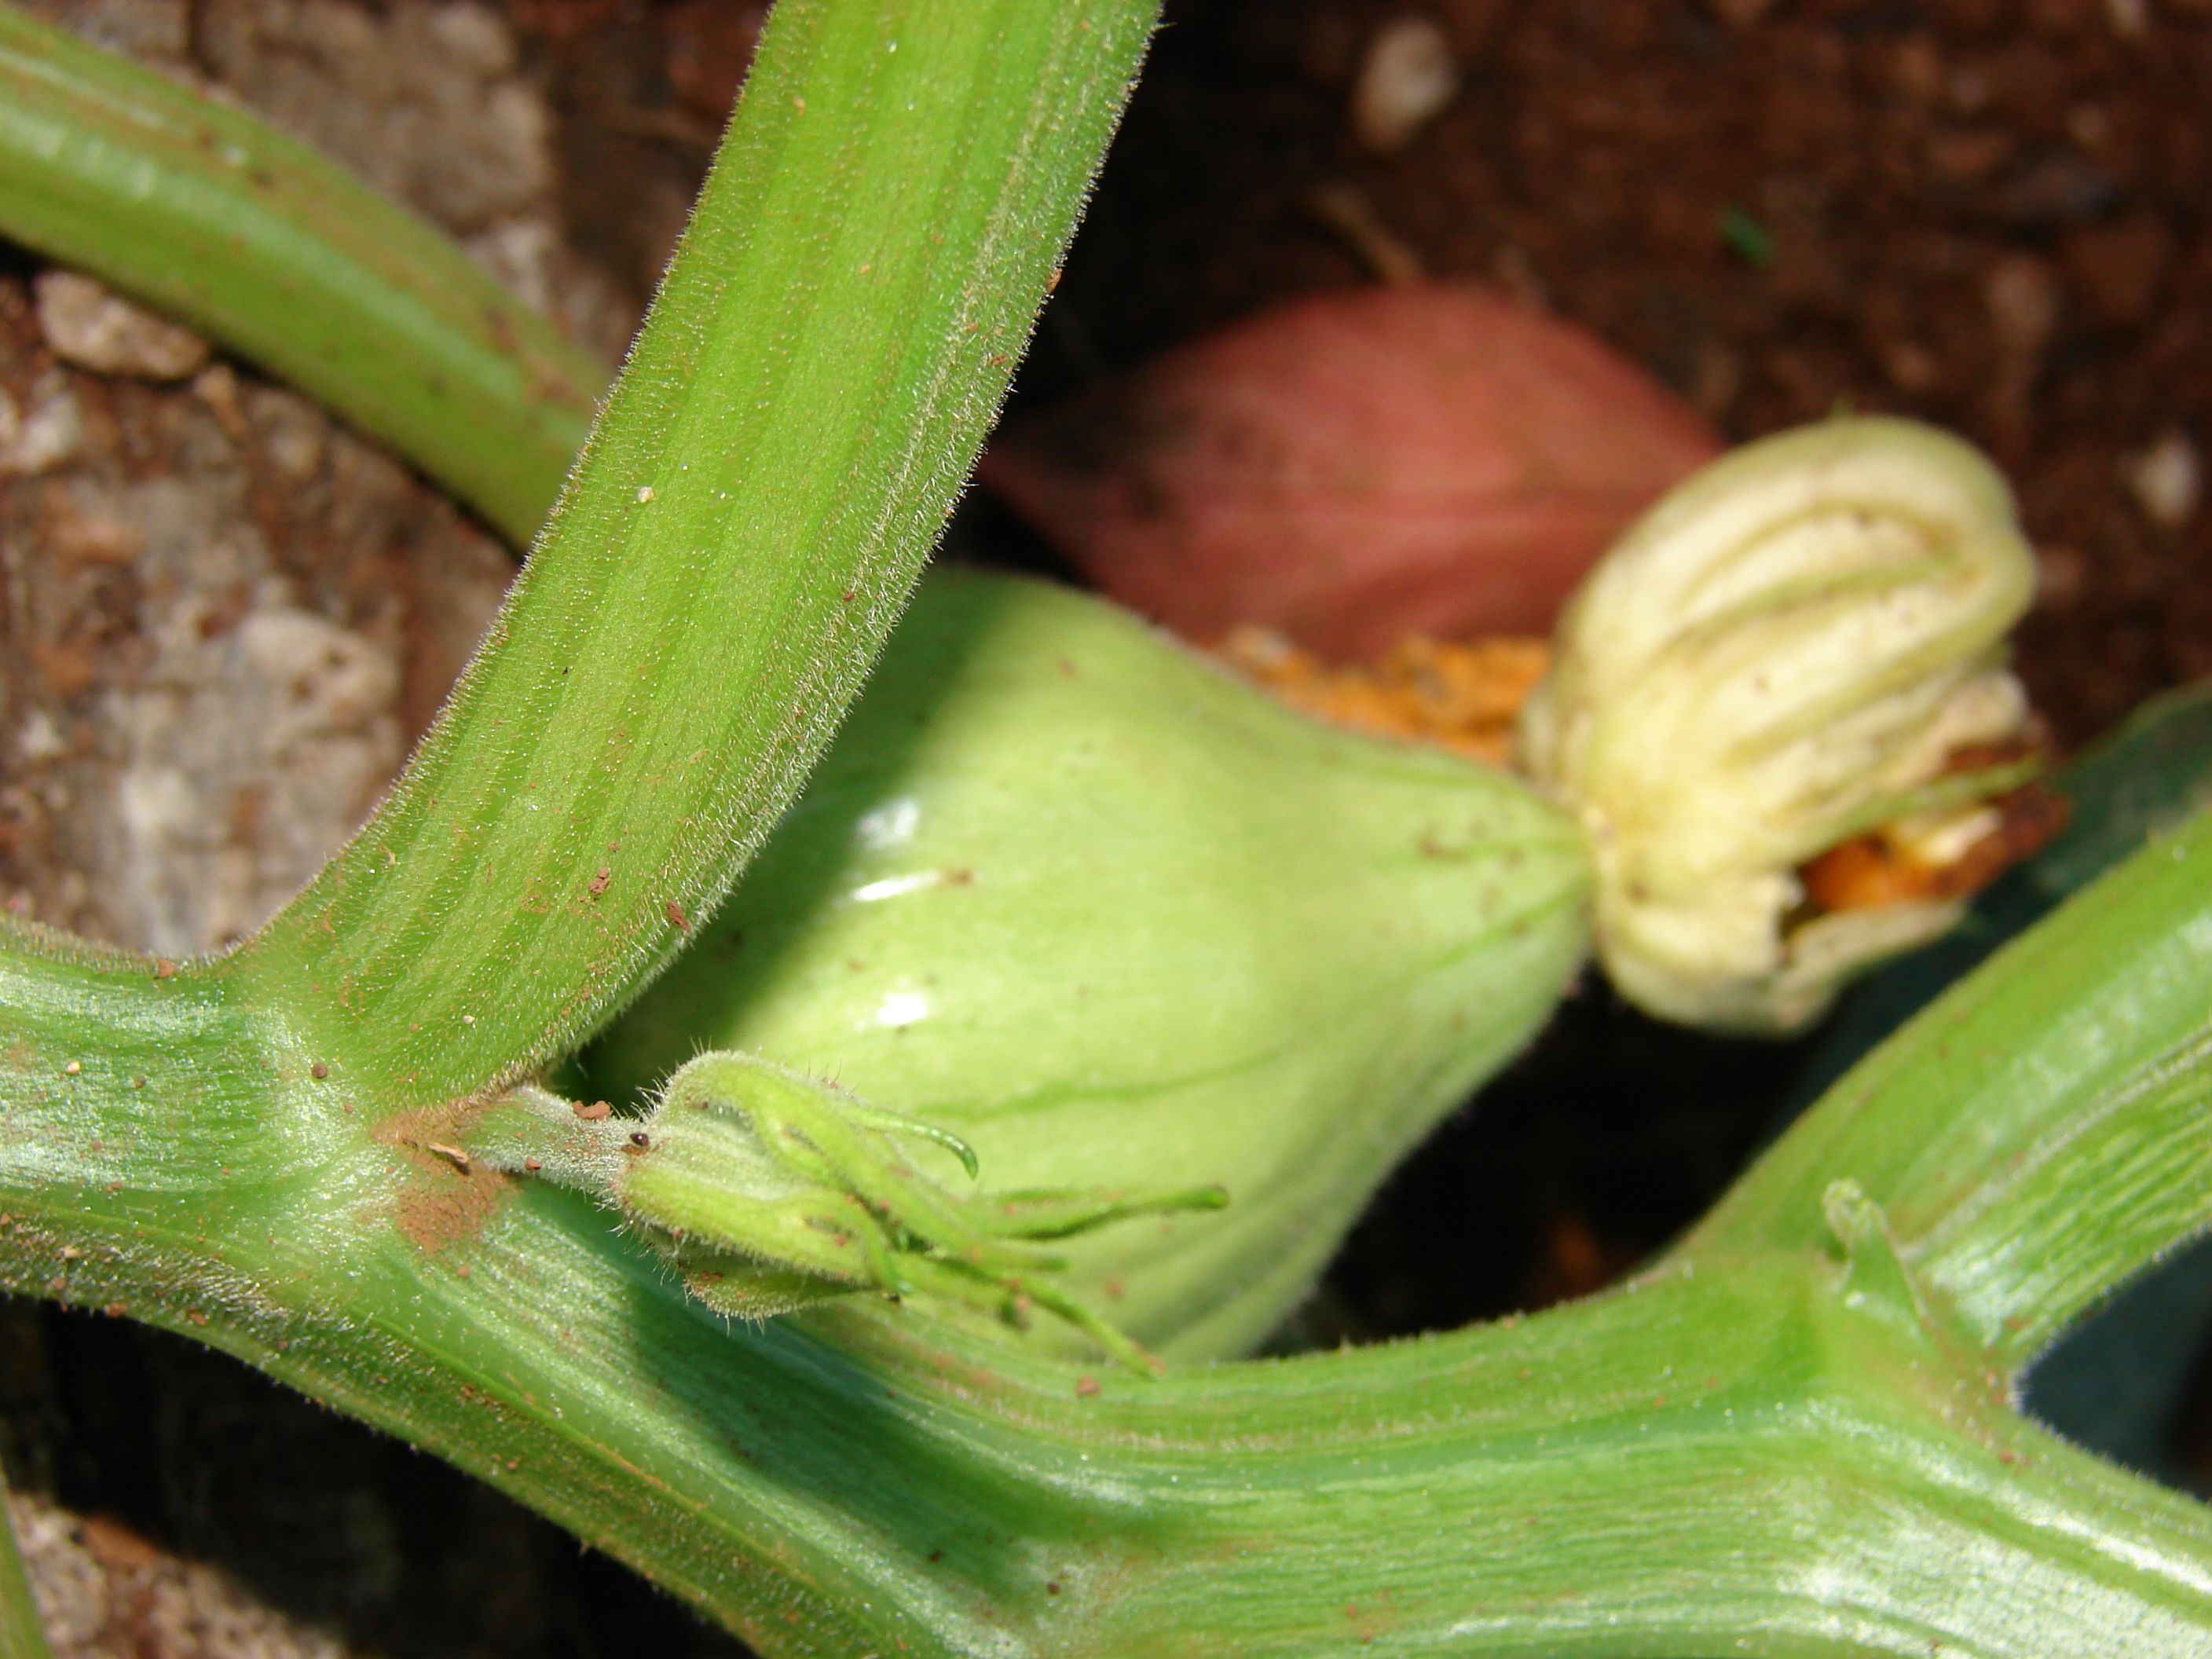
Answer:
[[472, 1053, 1224, 1373]]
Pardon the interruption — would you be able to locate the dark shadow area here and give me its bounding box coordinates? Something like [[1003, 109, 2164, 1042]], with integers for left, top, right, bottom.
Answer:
[[1306, 982, 1819, 1342], [0, 1296, 753, 1658], [2026, 1236, 2212, 1496]]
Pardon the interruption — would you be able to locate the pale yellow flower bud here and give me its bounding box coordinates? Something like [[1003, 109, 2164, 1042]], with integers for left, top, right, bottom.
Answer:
[[1517, 416, 2038, 1034]]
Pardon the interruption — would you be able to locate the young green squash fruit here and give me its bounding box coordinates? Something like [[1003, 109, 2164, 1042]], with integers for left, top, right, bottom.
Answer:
[[581, 569, 1590, 1361]]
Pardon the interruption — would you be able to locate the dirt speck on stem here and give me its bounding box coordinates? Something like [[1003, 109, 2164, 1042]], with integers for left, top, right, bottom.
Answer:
[[373, 1104, 515, 1254]]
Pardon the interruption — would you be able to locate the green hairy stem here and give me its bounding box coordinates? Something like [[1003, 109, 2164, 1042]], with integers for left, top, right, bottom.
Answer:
[[0, 5, 602, 544], [7, 828, 2212, 1655], [2, 2, 2212, 1655], [0, 1488, 53, 1659], [213, 0, 1161, 1106], [1694, 797, 2212, 1368]]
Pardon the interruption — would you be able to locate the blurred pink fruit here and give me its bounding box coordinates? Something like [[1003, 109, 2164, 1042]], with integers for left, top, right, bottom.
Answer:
[[979, 284, 1722, 658]]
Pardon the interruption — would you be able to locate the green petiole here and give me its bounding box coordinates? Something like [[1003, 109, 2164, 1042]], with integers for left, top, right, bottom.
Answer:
[[0, 5, 602, 544]]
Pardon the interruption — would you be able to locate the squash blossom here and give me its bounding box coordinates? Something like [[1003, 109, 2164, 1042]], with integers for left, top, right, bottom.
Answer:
[[1515, 416, 2042, 1035], [581, 569, 1591, 1362]]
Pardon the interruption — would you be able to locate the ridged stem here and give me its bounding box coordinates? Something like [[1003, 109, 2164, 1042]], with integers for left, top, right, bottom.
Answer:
[[204, 0, 1159, 1106], [1690, 804, 2212, 1368]]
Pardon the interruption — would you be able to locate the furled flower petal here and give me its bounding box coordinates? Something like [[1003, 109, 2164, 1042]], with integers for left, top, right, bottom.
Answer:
[[1516, 416, 2040, 1033]]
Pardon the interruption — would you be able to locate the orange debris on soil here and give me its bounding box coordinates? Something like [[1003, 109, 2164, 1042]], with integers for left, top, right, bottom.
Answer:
[[1218, 624, 1550, 767], [1800, 781, 2070, 914]]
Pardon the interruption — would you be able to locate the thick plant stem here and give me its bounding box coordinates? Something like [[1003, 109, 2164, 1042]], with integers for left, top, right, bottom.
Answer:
[[0, 2, 602, 545], [203, 0, 1160, 1107], [9, 807, 2212, 1652], [0, 1038, 2206, 1659], [0, 0, 1159, 1113], [1690, 804, 2212, 1368]]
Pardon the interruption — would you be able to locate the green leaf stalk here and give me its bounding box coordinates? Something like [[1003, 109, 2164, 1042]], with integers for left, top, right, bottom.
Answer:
[[9, 823, 2212, 1655], [0, 1488, 53, 1659], [208, 0, 1163, 1109], [0, 4, 603, 544]]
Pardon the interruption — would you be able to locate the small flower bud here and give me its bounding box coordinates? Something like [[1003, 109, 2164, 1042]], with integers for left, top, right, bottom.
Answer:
[[621, 1053, 1222, 1373], [1516, 416, 2040, 1033], [463, 1063, 1224, 1375]]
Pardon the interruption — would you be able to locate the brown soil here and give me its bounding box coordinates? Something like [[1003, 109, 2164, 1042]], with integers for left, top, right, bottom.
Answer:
[[1011, 0, 2212, 755], [8, 0, 2212, 1654]]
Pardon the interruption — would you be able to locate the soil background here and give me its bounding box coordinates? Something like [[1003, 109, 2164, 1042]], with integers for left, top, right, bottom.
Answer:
[[4, 0, 2212, 1654]]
